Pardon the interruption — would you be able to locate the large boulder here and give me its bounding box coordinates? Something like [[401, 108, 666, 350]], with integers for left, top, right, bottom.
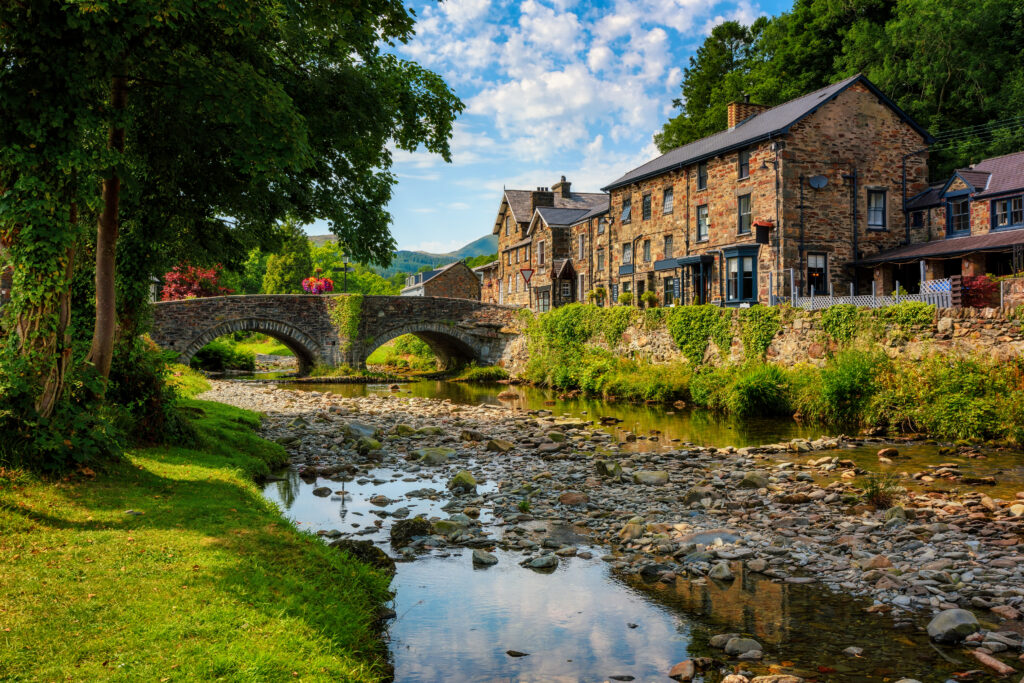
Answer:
[[344, 420, 377, 439], [486, 439, 515, 453], [356, 436, 381, 454], [415, 426, 444, 436], [633, 471, 669, 486], [415, 447, 454, 466], [448, 470, 477, 494], [738, 471, 769, 489], [390, 517, 432, 547], [724, 637, 762, 656], [926, 608, 980, 643], [709, 561, 735, 581], [329, 539, 396, 575]]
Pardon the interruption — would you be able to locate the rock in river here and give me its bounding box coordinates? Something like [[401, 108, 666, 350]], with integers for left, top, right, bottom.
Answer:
[[926, 608, 980, 643], [472, 549, 498, 566], [527, 554, 559, 569], [708, 561, 735, 581], [738, 471, 769, 489], [633, 470, 669, 486], [668, 660, 695, 681], [390, 517, 433, 548], [448, 470, 477, 494], [329, 539, 396, 575], [724, 637, 762, 656], [312, 486, 332, 497], [486, 439, 515, 453], [415, 447, 453, 466]]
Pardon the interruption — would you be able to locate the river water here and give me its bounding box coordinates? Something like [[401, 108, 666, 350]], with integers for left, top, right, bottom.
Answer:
[[257, 377, 1017, 682]]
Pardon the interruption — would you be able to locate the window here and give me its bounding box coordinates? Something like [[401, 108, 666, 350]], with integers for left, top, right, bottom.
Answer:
[[636, 280, 644, 296], [642, 194, 652, 221], [597, 250, 605, 271], [738, 149, 750, 179], [948, 198, 970, 235], [726, 251, 757, 303], [507, 251, 512, 265], [697, 204, 709, 241], [664, 234, 674, 259], [663, 187, 674, 214], [505, 216, 511, 236], [622, 242, 632, 264], [537, 241, 545, 266], [621, 196, 632, 223], [642, 239, 651, 262], [867, 189, 887, 228], [597, 218, 606, 234], [508, 274, 514, 294], [912, 211, 924, 228], [578, 274, 585, 301], [993, 196, 1024, 229], [807, 253, 827, 294], [578, 234, 585, 260], [663, 277, 675, 305], [525, 245, 530, 261], [561, 281, 571, 299], [515, 248, 520, 264], [697, 162, 707, 190], [622, 281, 631, 293], [538, 290, 550, 312], [737, 194, 752, 234]]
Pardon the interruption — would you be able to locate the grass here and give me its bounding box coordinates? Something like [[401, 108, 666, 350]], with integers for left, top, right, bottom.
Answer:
[[233, 333, 294, 358], [0, 399, 391, 682], [365, 335, 437, 373], [452, 364, 509, 382]]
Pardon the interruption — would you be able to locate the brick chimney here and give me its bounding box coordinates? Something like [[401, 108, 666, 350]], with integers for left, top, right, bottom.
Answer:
[[531, 186, 555, 210], [727, 94, 770, 128], [551, 175, 571, 198]]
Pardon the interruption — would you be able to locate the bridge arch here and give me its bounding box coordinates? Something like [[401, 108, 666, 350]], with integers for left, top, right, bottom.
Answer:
[[360, 322, 482, 371], [178, 318, 322, 373]]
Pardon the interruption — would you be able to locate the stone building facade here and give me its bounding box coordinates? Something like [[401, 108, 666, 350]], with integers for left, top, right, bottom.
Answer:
[[473, 260, 500, 304], [599, 74, 932, 307], [490, 176, 606, 308], [861, 150, 1024, 288], [400, 261, 481, 300]]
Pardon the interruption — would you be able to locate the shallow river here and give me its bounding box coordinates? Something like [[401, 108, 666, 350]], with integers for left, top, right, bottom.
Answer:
[[256, 377, 1019, 682]]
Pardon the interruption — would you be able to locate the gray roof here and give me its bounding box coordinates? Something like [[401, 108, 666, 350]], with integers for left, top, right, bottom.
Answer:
[[536, 206, 593, 227], [953, 169, 991, 192], [603, 74, 932, 191], [906, 184, 944, 210], [494, 188, 608, 233], [972, 150, 1024, 198], [857, 229, 1024, 265]]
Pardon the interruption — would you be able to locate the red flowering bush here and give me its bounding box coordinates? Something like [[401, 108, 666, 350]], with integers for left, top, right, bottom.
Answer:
[[301, 274, 334, 294], [961, 275, 999, 308], [160, 264, 234, 301]]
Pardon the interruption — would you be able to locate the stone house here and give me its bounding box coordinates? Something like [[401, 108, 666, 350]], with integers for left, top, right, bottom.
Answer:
[[400, 261, 481, 300], [860, 149, 1024, 288], [569, 207, 611, 306], [599, 74, 932, 307], [490, 176, 607, 308], [473, 260, 500, 304], [527, 203, 609, 311]]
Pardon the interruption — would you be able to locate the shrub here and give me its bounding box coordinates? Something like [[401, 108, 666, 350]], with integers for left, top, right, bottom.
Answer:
[[878, 301, 934, 327], [725, 362, 791, 417], [815, 350, 886, 426], [618, 291, 633, 305], [640, 290, 658, 308], [688, 365, 733, 411], [456, 364, 509, 382], [602, 306, 634, 346], [961, 275, 999, 308], [189, 340, 255, 372], [588, 286, 607, 304]]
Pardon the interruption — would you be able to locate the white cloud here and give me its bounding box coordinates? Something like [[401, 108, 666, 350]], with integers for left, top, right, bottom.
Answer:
[[449, 201, 471, 209], [404, 239, 468, 253]]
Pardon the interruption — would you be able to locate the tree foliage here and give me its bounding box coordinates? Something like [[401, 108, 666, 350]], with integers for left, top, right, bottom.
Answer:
[[657, 0, 1024, 175], [263, 223, 314, 295], [0, 0, 461, 467]]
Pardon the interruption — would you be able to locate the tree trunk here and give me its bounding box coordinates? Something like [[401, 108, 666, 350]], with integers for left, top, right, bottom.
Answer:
[[86, 75, 127, 382]]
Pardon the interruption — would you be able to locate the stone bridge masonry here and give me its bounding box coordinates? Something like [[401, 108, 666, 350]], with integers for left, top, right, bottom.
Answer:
[[150, 294, 523, 373]]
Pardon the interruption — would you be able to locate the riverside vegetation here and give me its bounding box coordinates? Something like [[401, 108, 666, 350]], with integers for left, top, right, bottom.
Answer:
[[522, 303, 1024, 446], [0, 367, 392, 680]]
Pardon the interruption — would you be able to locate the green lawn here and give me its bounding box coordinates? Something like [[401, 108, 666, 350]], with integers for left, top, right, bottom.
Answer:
[[233, 334, 294, 357], [0, 399, 390, 682]]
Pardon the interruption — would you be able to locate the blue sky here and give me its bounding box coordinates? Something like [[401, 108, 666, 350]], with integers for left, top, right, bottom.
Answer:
[[321, 0, 792, 252]]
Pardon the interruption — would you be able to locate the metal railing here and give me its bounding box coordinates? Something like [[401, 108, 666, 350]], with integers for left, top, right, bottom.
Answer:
[[779, 276, 958, 310]]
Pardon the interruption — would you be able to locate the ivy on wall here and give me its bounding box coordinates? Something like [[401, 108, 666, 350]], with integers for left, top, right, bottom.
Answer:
[[740, 306, 781, 359], [666, 305, 732, 365], [328, 294, 363, 352]]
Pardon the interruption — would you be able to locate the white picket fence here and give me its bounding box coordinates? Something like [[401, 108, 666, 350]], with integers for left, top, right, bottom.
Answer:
[[782, 277, 955, 311]]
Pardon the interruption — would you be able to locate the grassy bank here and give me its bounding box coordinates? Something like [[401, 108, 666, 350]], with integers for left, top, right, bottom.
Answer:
[[521, 303, 1024, 444], [365, 334, 437, 373], [0, 386, 391, 681]]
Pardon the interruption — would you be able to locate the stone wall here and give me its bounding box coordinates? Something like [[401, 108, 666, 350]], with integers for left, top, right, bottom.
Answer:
[[499, 305, 1024, 373], [422, 263, 481, 301], [1001, 277, 1024, 308]]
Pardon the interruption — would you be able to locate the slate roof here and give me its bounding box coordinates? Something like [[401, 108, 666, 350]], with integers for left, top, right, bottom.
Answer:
[[493, 189, 608, 233], [856, 229, 1024, 265], [906, 184, 944, 210], [972, 150, 1024, 198], [551, 259, 575, 278], [400, 261, 464, 291], [472, 260, 499, 272], [953, 169, 991, 192], [535, 206, 593, 227], [603, 74, 932, 191]]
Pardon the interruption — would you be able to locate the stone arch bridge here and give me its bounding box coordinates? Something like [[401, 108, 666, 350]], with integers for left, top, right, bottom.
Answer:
[[150, 295, 523, 373]]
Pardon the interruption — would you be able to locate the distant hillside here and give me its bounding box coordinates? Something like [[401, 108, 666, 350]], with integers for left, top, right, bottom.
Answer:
[[307, 234, 498, 278]]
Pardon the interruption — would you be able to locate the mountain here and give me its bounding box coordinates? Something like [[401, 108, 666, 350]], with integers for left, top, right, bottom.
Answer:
[[307, 234, 498, 278]]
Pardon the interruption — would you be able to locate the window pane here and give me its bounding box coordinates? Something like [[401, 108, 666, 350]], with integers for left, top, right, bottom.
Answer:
[[738, 195, 751, 234], [642, 194, 652, 220], [996, 200, 1009, 227], [663, 188, 674, 214], [739, 149, 749, 178], [643, 240, 651, 261], [1012, 197, 1024, 225], [621, 198, 631, 223], [727, 258, 738, 300], [868, 190, 886, 227], [697, 205, 708, 240], [697, 163, 707, 190], [664, 235, 673, 259], [623, 243, 632, 263]]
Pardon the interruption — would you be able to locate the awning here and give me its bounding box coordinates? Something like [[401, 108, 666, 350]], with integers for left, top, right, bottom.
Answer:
[[856, 229, 1024, 266], [618, 264, 634, 276], [653, 258, 677, 271], [675, 254, 715, 267]]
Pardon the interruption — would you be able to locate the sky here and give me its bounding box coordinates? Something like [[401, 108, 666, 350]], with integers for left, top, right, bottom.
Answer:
[[316, 0, 792, 253]]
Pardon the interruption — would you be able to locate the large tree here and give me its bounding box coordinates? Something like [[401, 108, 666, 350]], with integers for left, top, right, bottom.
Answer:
[[0, 1, 461, 431]]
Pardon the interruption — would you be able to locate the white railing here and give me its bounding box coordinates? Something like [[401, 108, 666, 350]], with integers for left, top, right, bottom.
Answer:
[[782, 277, 955, 310]]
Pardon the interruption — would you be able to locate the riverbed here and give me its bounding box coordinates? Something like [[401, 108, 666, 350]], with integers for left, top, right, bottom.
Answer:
[[206, 379, 1024, 682]]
